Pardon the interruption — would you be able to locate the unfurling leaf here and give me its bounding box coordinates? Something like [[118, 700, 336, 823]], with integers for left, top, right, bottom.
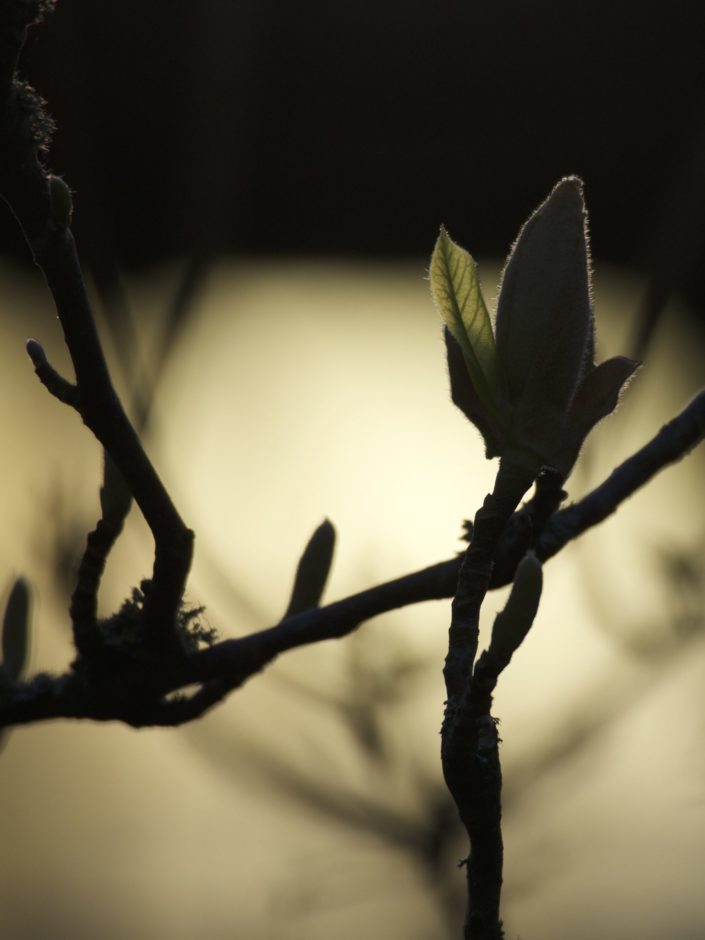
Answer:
[[2, 577, 31, 680], [444, 328, 505, 458], [430, 227, 498, 420], [430, 177, 640, 481], [556, 355, 641, 475]]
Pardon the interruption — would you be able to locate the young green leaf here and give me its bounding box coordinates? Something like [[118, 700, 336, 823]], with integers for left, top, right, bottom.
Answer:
[[444, 327, 505, 458], [433, 178, 639, 480], [430, 227, 498, 418]]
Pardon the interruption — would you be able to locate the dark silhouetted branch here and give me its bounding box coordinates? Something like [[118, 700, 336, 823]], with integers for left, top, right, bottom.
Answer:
[[31, 228, 194, 648], [536, 388, 705, 563], [440, 462, 534, 940], [2, 387, 705, 732], [26, 338, 79, 407]]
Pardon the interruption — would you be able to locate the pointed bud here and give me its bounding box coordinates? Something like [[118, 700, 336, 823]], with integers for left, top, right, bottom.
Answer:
[[1, 577, 31, 680], [285, 519, 337, 617], [496, 177, 592, 409], [487, 551, 543, 671]]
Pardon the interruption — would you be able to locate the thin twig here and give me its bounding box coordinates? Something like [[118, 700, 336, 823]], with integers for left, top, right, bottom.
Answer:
[[26, 338, 79, 408], [32, 228, 194, 648], [537, 388, 705, 562]]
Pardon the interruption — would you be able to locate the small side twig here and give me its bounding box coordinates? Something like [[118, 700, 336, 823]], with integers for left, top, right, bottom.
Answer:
[[25, 338, 79, 408], [31, 228, 194, 649], [69, 453, 133, 655]]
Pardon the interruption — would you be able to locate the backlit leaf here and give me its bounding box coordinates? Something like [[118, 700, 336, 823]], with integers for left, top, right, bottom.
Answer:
[[554, 356, 641, 475], [444, 328, 504, 458], [430, 227, 498, 416]]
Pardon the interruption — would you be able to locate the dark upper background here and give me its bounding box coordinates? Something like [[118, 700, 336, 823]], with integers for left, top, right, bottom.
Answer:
[[4, 1, 705, 328]]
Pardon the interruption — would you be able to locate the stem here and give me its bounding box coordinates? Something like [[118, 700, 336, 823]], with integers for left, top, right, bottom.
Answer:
[[1, 390, 704, 730], [537, 388, 705, 562], [443, 461, 532, 704], [33, 229, 194, 646], [458, 715, 504, 940], [70, 517, 124, 654], [442, 459, 533, 940]]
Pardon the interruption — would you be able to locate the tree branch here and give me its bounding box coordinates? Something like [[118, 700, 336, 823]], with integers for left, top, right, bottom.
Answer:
[[536, 388, 705, 562], [3, 386, 703, 732], [26, 338, 80, 407], [31, 229, 194, 648], [440, 462, 535, 940], [1, 6, 193, 651]]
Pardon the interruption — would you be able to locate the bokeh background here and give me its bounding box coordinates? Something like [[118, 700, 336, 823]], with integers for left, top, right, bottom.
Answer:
[[1, 3, 705, 939]]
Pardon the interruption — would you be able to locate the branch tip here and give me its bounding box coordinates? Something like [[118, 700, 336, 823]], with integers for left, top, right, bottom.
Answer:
[[26, 338, 79, 408], [25, 337, 46, 364]]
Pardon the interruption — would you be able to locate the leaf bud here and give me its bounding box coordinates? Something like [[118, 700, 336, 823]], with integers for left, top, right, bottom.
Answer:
[[487, 550, 543, 671]]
